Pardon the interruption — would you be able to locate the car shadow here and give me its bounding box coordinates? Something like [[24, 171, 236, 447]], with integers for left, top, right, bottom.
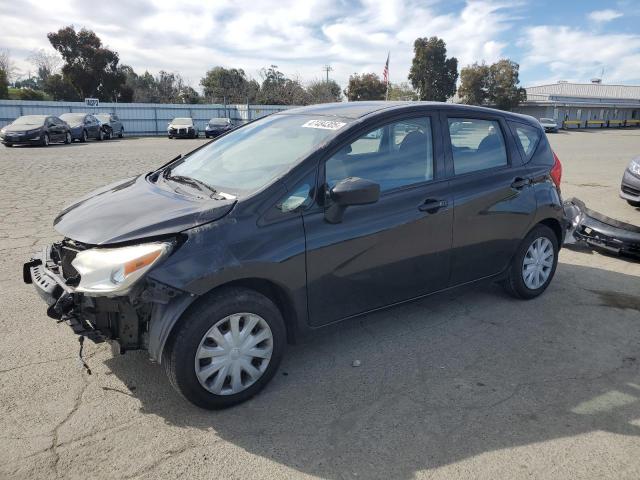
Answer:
[[104, 262, 640, 479]]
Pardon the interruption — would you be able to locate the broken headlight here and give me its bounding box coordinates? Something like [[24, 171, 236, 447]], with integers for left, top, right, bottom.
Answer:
[[71, 242, 172, 296]]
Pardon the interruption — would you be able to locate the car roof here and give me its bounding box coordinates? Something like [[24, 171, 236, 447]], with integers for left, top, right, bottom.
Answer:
[[279, 101, 539, 125]]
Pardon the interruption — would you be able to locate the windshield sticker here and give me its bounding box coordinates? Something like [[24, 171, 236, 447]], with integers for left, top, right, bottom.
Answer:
[[302, 120, 346, 130]]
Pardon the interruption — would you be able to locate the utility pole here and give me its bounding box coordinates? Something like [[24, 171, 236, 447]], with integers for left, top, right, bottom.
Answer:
[[322, 65, 333, 83]]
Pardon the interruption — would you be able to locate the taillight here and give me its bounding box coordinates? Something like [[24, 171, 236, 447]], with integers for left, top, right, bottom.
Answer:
[[550, 151, 562, 190]]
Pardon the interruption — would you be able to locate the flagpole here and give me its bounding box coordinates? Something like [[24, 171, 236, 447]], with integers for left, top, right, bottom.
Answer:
[[384, 51, 390, 101]]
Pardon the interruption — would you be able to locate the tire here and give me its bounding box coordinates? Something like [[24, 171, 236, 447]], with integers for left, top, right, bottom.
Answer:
[[41, 133, 50, 147], [64, 132, 71, 144], [168, 135, 173, 139], [627, 199, 640, 208], [163, 287, 286, 409], [118, 128, 124, 138], [502, 224, 559, 300], [81, 130, 88, 143], [97, 129, 104, 141]]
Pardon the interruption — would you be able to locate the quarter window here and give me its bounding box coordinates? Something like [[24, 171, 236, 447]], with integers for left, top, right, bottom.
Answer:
[[447, 118, 508, 175], [512, 123, 541, 162], [326, 117, 434, 192]]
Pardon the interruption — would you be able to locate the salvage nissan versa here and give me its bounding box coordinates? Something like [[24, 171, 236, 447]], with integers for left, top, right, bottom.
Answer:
[[24, 102, 565, 409]]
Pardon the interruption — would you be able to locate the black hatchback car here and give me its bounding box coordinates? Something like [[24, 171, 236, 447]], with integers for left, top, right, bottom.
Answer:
[[1, 115, 72, 147], [24, 102, 565, 409], [205, 117, 233, 138]]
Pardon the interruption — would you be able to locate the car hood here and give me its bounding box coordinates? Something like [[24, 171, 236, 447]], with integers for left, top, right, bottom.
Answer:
[[4, 124, 42, 132], [53, 175, 236, 245]]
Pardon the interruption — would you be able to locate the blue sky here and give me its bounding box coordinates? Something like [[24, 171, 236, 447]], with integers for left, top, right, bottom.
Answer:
[[2, 0, 640, 90]]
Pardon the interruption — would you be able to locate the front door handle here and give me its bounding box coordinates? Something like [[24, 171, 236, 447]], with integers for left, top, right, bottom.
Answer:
[[511, 177, 531, 189], [419, 199, 448, 213]]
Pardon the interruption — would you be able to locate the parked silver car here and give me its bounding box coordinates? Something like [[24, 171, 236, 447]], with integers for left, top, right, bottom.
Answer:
[[538, 118, 559, 133], [95, 113, 124, 139]]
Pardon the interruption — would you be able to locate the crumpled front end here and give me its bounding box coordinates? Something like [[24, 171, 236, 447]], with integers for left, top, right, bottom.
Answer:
[[23, 239, 192, 355], [564, 197, 640, 259]]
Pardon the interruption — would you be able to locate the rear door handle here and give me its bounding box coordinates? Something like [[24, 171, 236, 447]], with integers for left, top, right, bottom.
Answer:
[[419, 199, 448, 213], [511, 177, 531, 189]]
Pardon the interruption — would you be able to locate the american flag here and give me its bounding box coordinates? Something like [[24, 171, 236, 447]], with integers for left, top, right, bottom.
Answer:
[[383, 52, 390, 84]]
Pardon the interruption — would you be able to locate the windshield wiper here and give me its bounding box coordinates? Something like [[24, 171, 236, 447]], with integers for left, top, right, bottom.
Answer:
[[163, 170, 218, 197]]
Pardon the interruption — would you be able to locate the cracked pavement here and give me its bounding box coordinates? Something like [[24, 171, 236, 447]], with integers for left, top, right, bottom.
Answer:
[[1, 132, 640, 479]]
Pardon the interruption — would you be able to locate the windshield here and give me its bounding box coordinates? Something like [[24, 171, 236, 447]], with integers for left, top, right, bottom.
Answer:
[[172, 118, 193, 125], [60, 113, 86, 123], [539, 118, 555, 123], [13, 115, 46, 126], [95, 114, 110, 122], [168, 114, 349, 195], [209, 118, 230, 126]]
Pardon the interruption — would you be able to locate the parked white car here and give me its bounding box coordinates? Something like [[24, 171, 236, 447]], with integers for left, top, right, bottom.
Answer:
[[538, 118, 559, 133], [168, 118, 199, 139]]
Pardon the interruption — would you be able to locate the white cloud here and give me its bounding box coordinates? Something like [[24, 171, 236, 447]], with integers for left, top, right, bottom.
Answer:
[[588, 9, 623, 23], [519, 25, 640, 84], [0, 0, 517, 90]]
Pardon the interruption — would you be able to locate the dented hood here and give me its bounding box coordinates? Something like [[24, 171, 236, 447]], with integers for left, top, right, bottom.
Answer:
[[53, 175, 236, 245]]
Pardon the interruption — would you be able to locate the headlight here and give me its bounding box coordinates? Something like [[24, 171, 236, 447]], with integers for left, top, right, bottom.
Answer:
[[629, 160, 640, 177], [0, 128, 5, 134], [71, 242, 172, 295]]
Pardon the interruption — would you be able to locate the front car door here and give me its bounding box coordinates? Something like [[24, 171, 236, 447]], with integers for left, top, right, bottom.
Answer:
[[303, 112, 453, 327], [444, 113, 537, 286]]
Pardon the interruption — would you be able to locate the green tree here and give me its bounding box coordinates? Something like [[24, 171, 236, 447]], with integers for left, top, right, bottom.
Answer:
[[47, 26, 125, 100], [200, 67, 257, 104], [0, 69, 8, 99], [487, 59, 526, 110], [343, 73, 386, 101], [17, 88, 46, 100], [42, 73, 81, 101], [387, 82, 418, 101], [178, 85, 200, 104], [408, 36, 458, 101], [457, 62, 490, 105], [306, 79, 342, 103], [257, 66, 310, 105]]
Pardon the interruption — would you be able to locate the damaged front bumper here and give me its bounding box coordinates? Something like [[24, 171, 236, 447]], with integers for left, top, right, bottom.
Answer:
[[564, 198, 640, 258], [23, 242, 193, 357]]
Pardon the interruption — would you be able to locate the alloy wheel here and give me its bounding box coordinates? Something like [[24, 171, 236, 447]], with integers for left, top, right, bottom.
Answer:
[[194, 313, 273, 396], [522, 237, 554, 289]]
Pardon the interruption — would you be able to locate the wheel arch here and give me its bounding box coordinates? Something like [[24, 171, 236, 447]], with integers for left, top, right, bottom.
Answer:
[[538, 217, 563, 248], [151, 277, 300, 364]]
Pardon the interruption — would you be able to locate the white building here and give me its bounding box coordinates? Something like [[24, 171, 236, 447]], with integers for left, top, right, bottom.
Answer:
[[515, 80, 640, 126]]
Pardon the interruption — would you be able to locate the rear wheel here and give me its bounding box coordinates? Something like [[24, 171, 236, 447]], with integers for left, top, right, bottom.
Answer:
[[163, 287, 285, 409], [64, 132, 71, 144], [627, 199, 640, 208], [502, 224, 559, 299], [81, 130, 88, 142], [41, 133, 50, 147], [118, 127, 124, 138]]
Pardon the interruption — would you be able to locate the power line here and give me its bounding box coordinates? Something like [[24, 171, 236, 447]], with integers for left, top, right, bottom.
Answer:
[[322, 64, 333, 83]]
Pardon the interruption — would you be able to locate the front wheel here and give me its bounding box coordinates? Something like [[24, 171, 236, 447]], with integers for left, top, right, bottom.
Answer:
[[64, 132, 72, 144], [163, 287, 285, 409], [118, 128, 124, 138], [97, 129, 105, 141], [41, 133, 50, 147], [80, 130, 88, 142], [502, 224, 559, 299]]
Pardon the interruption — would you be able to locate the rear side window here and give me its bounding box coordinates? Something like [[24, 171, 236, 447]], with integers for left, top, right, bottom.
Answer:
[[511, 123, 541, 162], [447, 118, 508, 175]]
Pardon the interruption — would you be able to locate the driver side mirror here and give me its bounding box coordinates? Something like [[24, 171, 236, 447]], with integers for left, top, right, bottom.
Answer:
[[324, 177, 380, 224]]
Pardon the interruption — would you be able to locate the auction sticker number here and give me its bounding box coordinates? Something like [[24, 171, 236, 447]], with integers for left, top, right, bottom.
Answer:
[[302, 120, 346, 130]]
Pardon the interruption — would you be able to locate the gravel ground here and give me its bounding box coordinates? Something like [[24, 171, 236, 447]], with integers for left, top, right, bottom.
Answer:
[[1, 131, 639, 480]]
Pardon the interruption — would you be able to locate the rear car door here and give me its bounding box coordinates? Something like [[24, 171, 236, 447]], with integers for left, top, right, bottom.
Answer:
[[444, 113, 536, 286], [303, 113, 453, 327]]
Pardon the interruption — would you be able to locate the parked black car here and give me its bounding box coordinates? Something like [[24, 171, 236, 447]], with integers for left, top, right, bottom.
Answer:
[[1, 115, 71, 147], [168, 117, 199, 138], [59, 113, 106, 142], [205, 117, 233, 138], [95, 113, 124, 139], [620, 157, 640, 207], [24, 102, 565, 409]]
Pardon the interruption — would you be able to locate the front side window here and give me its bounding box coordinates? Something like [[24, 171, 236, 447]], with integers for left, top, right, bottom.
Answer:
[[326, 117, 434, 192], [168, 114, 349, 196], [448, 118, 508, 175], [512, 123, 541, 162]]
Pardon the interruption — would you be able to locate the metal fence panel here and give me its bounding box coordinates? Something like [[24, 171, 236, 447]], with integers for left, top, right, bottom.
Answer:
[[0, 100, 296, 135]]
